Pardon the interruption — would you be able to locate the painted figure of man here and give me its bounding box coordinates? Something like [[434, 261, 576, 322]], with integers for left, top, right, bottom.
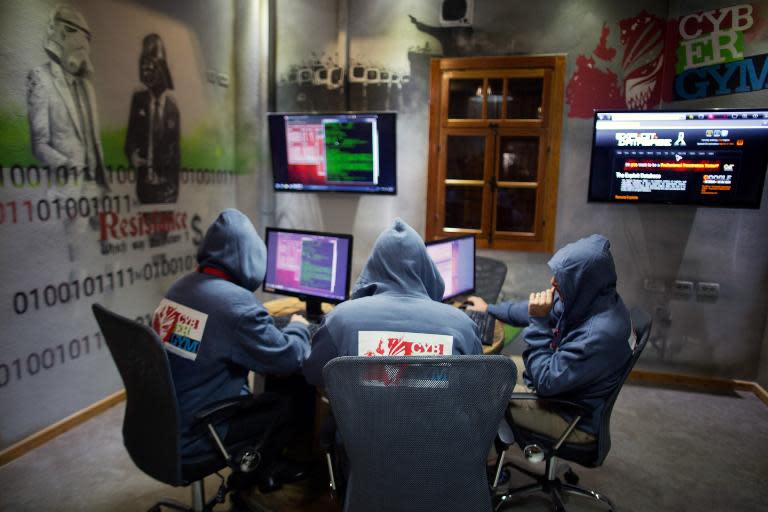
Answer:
[[125, 34, 180, 204], [27, 4, 106, 185]]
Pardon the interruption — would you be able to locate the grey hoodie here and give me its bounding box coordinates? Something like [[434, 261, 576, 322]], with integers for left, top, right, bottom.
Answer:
[[154, 209, 310, 459], [487, 234, 632, 434], [303, 219, 483, 387]]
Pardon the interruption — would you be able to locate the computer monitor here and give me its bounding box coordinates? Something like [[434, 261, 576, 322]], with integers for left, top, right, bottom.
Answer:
[[588, 109, 768, 208], [263, 227, 354, 321], [268, 112, 397, 194], [425, 235, 476, 301]]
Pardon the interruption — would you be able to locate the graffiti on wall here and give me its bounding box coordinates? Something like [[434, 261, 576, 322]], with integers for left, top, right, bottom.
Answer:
[[567, 4, 766, 116], [0, 1, 237, 450], [671, 4, 768, 100], [126, 34, 181, 204], [567, 11, 666, 117], [26, 6, 107, 186]]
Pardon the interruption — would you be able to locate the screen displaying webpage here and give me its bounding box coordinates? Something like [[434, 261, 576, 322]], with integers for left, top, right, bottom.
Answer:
[[588, 111, 768, 208]]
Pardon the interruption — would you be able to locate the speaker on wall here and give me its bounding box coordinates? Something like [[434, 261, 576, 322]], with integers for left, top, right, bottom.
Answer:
[[440, 0, 474, 26]]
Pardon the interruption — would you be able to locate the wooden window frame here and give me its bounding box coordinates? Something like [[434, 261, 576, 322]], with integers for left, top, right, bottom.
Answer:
[[426, 56, 566, 252]]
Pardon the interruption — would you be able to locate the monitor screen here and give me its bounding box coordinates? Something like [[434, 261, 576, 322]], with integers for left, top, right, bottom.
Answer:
[[268, 112, 397, 194], [425, 235, 475, 301], [263, 228, 353, 309], [588, 109, 768, 208]]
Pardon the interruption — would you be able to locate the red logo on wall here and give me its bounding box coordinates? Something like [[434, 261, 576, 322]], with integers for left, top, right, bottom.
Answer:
[[566, 11, 667, 117]]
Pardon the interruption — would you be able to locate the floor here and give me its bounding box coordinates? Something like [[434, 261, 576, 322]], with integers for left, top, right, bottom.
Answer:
[[1, 382, 767, 511]]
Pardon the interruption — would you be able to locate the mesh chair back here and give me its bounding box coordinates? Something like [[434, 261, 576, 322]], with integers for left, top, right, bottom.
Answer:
[[594, 307, 652, 464], [92, 303, 183, 485], [323, 355, 517, 512]]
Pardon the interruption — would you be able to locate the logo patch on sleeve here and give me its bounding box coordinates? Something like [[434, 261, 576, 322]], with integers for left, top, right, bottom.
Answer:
[[357, 331, 454, 357], [152, 299, 208, 361]]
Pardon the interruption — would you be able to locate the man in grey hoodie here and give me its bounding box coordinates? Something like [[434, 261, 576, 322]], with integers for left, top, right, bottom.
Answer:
[[152, 209, 311, 488], [467, 234, 632, 442], [303, 218, 483, 388]]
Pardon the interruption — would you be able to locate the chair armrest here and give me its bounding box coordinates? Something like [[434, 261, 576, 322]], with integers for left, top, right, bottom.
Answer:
[[192, 396, 255, 430], [508, 393, 591, 418], [495, 418, 515, 451]]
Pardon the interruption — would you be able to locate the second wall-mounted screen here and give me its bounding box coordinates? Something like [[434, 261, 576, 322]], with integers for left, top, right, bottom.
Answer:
[[269, 112, 396, 194]]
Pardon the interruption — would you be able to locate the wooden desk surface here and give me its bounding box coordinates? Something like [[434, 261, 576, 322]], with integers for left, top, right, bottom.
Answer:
[[264, 297, 504, 354]]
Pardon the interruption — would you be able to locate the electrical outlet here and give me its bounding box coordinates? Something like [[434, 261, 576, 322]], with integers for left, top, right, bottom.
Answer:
[[672, 280, 694, 299], [697, 282, 719, 301], [643, 278, 666, 293]]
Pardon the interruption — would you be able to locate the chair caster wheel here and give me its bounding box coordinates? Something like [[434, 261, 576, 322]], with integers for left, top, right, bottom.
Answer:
[[564, 468, 579, 485]]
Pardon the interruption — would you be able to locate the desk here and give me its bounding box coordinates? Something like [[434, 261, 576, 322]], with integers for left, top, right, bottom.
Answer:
[[263, 296, 505, 355]]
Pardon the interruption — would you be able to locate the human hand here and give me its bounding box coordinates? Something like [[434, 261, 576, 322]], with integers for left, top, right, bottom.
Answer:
[[290, 314, 309, 325], [465, 296, 488, 312], [528, 287, 554, 318]]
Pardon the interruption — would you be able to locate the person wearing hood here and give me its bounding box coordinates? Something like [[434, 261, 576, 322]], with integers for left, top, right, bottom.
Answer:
[[466, 234, 632, 441], [151, 209, 311, 490], [303, 218, 483, 388]]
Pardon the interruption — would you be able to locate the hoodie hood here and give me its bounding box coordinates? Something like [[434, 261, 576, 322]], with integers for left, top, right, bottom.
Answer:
[[548, 234, 618, 325], [196, 209, 266, 292], [351, 219, 444, 301]]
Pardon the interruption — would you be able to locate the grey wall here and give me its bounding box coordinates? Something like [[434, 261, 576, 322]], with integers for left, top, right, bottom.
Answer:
[[272, 0, 768, 380]]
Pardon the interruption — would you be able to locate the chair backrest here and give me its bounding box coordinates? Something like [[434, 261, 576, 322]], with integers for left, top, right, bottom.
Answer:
[[594, 307, 652, 464], [323, 355, 517, 512], [92, 303, 183, 485], [475, 256, 508, 304]]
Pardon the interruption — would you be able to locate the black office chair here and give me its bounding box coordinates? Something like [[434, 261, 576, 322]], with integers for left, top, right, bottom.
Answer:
[[475, 256, 508, 304], [494, 308, 652, 512], [321, 355, 517, 512], [92, 303, 264, 512]]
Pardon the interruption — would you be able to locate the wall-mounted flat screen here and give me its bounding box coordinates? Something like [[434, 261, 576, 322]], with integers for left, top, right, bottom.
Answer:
[[588, 109, 768, 208], [268, 112, 397, 194]]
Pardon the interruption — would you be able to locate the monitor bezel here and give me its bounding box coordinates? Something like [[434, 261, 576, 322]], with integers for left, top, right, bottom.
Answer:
[[587, 107, 768, 208], [262, 226, 354, 305], [268, 111, 398, 195], [425, 234, 476, 301]]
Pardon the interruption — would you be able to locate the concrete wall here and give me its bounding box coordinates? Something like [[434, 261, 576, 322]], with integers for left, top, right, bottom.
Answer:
[[0, 0, 243, 450], [272, 0, 768, 380]]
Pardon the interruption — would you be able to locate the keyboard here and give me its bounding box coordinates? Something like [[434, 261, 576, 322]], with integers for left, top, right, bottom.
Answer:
[[464, 309, 496, 346], [272, 315, 322, 338]]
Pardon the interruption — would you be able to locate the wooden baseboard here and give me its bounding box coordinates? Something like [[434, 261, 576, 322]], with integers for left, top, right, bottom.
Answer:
[[0, 389, 125, 467], [629, 369, 768, 406]]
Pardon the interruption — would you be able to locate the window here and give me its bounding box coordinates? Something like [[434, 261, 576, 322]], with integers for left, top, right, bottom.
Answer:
[[425, 56, 565, 252]]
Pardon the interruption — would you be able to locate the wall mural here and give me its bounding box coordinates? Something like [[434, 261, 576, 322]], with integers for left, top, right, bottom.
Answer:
[[567, 12, 666, 116], [670, 4, 768, 100], [276, 9, 477, 113], [0, 0, 237, 450], [126, 34, 181, 205], [567, 3, 766, 117], [26, 5, 107, 187]]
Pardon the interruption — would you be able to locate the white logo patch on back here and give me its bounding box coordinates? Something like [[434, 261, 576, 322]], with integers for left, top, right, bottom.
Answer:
[[152, 299, 208, 361], [357, 331, 454, 357]]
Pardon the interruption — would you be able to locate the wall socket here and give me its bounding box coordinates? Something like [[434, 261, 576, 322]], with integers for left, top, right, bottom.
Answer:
[[697, 282, 720, 301], [643, 277, 666, 293], [672, 280, 694, 299]]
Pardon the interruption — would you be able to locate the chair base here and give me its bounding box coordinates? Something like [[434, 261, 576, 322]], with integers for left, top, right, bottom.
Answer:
[[494, 461, 616, 512], [148, 478, 230, 512]]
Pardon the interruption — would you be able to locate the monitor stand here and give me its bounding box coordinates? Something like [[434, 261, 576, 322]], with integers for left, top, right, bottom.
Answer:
[[304, 299, 324, 323]]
